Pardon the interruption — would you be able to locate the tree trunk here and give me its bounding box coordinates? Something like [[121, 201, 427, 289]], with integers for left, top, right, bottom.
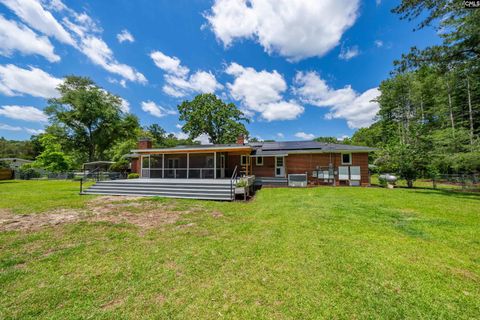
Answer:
[[407, 179, 414, 188], [467, 77, 474, 145], [446, 81, 455, 137]]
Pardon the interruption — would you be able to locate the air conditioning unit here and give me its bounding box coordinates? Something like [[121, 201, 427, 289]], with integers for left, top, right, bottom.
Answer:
[[288, 174, 307, 187]]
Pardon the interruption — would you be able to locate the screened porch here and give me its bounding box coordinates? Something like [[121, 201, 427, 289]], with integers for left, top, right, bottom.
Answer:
[[140, 152, 232, 179]]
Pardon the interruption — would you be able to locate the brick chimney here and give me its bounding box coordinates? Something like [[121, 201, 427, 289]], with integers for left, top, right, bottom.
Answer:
[[138, 138, 152, 149], [236, 134, 245, 145]]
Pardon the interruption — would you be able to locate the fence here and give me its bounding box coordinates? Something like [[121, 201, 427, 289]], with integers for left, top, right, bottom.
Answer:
[[15, 169, 127, 181], [429, 174, 480, 192]]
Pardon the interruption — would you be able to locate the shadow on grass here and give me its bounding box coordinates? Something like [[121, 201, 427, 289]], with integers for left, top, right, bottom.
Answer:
[[0, 180, 20, 184]]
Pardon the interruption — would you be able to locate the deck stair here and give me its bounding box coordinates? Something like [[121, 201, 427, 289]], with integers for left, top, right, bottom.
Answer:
[[82, 179, 235, 200]]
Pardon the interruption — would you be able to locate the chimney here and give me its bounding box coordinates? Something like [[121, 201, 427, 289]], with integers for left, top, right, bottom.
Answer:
[[236, 134, 245, 145], [138, 138, 152, 149]]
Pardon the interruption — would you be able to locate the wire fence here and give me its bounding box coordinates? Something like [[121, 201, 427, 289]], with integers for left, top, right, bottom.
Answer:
[[374, 173, 480, 192], [13, 169, 127, 181]]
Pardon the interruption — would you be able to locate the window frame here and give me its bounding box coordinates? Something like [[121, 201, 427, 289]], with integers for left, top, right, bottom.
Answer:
[[341, 153, 352, 165], [240, 155, 247, 166], [256, 156, 263, 166]]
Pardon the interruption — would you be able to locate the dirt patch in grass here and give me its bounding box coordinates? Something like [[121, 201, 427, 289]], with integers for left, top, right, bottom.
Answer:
[[0, 196, 212, 232]]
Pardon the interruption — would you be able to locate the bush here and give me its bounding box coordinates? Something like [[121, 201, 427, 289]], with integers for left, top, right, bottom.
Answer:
[[236, 179, 248, 187], [17, 164, 41, 180], [127, 173, 140, 179]]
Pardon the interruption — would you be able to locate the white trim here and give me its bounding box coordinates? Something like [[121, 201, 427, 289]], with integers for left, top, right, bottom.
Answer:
[[240, 155, 247, 166], [275, 156, 285, 177], [256, 156, 263, 166], [341, 153, 352, 165], [132, 146, 252, 153]]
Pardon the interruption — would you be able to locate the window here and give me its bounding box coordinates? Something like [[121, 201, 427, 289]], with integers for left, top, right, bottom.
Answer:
[[256, 156, 263, 166], [341, 153, 352, 165], [241, 155, 247, 165]]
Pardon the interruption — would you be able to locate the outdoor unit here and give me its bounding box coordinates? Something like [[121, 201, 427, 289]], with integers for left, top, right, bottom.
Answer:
[[288, 173, 308, 187]]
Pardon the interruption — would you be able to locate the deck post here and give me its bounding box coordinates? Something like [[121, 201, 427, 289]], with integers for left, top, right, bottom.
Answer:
[[187, 153, 189, 179], [214, 152, 217, 179], [162, 154, 165, 179]]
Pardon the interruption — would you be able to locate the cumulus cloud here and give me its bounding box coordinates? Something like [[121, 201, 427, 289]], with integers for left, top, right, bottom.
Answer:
[[0, 105, 48, 122], [205, 0, 359, 61], [374, 40, 383, 48], [117, 29, 134, 43], [150, 50, 222, 97], [294, 132, 315, 140], [0, 64, 61, 98], [0, 0, 75, 45], [0, 122, 44, 135], [293, 71, 379, 128], [1, 0, 146, 84], [120, 98, 130, 113], [141, 101, 176, 118], [339, 45, 360, 60], [276, 132, 284, 139], [0, 15, 60, 62], [226, 62, 304, 121]]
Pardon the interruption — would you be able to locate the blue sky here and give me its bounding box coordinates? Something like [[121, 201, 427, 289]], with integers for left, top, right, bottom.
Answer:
[[0, 0, 439, 142]]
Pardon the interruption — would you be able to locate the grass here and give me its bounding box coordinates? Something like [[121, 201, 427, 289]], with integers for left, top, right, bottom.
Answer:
[[1, 181, 479, 319], [0, 180, 94, 214]]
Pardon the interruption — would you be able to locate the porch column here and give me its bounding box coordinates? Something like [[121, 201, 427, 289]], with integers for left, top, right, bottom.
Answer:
[[162, 154, 165, 178], [187, 153, 190, 179], [214, 151, 217, 179]]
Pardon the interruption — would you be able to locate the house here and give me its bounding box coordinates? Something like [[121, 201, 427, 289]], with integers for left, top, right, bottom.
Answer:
[[128, 136, 374, 186], [81, 136, 375, 199]]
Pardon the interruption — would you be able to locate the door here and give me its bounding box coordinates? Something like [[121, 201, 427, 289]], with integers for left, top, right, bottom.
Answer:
[[275, 156, 285, 177], [141, 155, 150, 178], [220, 154, 225, 178]]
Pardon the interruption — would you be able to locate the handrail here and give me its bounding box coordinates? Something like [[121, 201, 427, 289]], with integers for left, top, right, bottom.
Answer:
[[230, 165, 238, 200], [79, 167, 103, 194]]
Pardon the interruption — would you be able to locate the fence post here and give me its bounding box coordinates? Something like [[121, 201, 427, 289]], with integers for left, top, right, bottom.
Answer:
[[432, 174, 437, 189]]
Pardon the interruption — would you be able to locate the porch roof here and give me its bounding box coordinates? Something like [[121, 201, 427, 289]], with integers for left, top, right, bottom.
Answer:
[[132, 144, 252, 154]]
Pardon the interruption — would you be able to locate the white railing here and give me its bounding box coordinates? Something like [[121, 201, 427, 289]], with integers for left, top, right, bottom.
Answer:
[[141, 168, 217, 179]]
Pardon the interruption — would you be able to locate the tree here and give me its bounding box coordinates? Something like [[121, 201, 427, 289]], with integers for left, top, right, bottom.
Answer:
[[45, 76, 140, 162], [177, 94, 249, 144], [33, 134, 72, 172], [314, 137, 339, 144]]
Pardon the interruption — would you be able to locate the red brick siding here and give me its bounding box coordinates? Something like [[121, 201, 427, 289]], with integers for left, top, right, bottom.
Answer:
[[252, 156, 276, 177]]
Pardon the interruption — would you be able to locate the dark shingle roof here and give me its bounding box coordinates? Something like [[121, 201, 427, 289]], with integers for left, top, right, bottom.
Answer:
[[250, 141, 376, 152]]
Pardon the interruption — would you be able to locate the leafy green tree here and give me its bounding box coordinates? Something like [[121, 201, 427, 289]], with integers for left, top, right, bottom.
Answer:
[[314, 137, 339, 144], [45, 76, 140, 162], [178, 94, 249, 144], [34, 134, 72, 172]]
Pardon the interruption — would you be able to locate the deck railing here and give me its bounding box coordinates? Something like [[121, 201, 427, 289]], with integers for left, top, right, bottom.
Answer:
[[141, 168, 223, 179]]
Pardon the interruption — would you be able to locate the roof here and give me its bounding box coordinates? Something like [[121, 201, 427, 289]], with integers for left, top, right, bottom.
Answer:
[[0, 158, 33, 162], [131, 140, 376, 154], [132, 143, 252, 153], [83, 161, 115, 165]]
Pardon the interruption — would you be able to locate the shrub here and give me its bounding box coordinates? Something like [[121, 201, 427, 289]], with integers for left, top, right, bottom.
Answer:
[[127, 173, 140, 179], [17, 164, 41, 180], [236, 179, 248, 187]]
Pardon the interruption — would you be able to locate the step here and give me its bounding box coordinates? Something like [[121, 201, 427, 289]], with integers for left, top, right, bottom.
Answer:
[[93, 182, 232, 189], [82, 190, 232, 200], [87, 186, 232, 194], [83, 187, 233, 197]]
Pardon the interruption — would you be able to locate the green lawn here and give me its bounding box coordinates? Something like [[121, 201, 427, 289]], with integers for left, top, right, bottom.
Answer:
[[1, 181, 479, 319]]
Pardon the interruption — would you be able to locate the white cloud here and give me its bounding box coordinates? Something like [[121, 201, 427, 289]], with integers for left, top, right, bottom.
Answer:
[[141, 101, 176, 118], [294, 132, 315, 140], [205, 0, 359, 61], [79, 36, 146, 84], [175, 124, 182, 129], [150, 51, 189, 77], [0, 105, 48, 122], [0, 15, 60, 62], [276, 132, 284, 138], [120, 98, 130, 113], [374, 40, 383, 48], [117, 29, 134, 43], [107, 77, 127, 88], [1, 0, 146, 84], [0, 64, 61, 98], [293, 71, 379, 128], [0, 0, 75, 45], [226, 62, 304, 121], [0, 122, 44, 135], [150, 50, 222, 97], [339, 45, 360, 60], [171, 131, 211, 144]]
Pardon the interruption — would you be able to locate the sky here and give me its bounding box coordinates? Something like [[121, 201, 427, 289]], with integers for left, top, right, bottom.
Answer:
[[0, 0, 439, 143]]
